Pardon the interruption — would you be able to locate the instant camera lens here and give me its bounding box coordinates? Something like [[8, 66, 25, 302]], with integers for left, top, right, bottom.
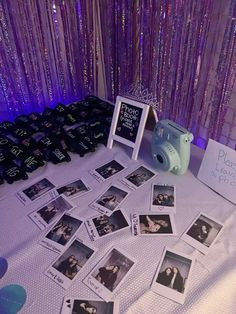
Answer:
[[156, 154, 164, 164]]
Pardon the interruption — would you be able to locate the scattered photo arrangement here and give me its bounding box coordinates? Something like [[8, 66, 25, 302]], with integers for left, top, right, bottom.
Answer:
[[131, 213, 177, 236], [90, 185, 129, 216], [40, 213, 83, 253], [14, 152, 225, 307], [45, 239, 96, 289], [181, 212, 224, 255], [151, 184, 176, 212], [151, 247, 195, 305], [121, 164, 157, 190], [83, 247, 136, 302], [16, 178, 56, 205], [89, 159, 126, 182], [85, 209, 130, 241], [28, 195, 75, 230], [56, 178, 91, 199], [61, 297, 119, 314]]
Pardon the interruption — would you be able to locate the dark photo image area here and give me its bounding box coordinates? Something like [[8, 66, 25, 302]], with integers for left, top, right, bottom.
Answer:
[[23, 178, 54, 200], [53, 240, 94, 280], [92, 248, 134, 292], [37, 196, 73, 224], [57, 179, 88, 197], [95, 160, 124, 179], [72, 299, 114, 314], [96, 186, 128, 211], [45, 214, 83, 245], [93, 210, 129, 237], [153, 185, 175, 207], [126, 166, 155, 187], [187, 214, 223, 247], [156, 250, 192, 294], [139, 214, 173, 234]]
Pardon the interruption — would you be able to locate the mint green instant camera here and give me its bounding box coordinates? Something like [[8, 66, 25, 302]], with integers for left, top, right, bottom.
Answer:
[[151, 120, 194, 175]]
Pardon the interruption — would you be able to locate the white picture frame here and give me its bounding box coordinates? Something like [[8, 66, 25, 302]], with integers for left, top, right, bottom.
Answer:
[[107, 96, 150, 160]]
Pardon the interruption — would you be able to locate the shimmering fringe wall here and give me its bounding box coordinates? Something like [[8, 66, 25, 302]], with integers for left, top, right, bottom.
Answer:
[[0, 1, 235, 147]]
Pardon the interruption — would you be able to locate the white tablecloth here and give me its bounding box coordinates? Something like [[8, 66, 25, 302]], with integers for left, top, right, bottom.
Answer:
[[1, 130, 236, 314]]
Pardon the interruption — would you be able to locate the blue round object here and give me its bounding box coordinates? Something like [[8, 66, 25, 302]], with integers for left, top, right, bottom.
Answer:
[[0, 257, 8, 279], [0, 284, 26, 314]]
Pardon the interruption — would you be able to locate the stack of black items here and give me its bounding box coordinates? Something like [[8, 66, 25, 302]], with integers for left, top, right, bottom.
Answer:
[[0, 96, 114, 184]]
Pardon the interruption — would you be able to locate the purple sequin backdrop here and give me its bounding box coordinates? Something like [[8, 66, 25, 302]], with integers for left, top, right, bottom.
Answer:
[[0, 0, 235, 148], [99, 0, 236, 148], [0, 0, 95, 120]]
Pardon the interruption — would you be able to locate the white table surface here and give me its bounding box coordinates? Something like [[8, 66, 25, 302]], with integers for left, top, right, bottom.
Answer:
[[1, 130, 236, 314]]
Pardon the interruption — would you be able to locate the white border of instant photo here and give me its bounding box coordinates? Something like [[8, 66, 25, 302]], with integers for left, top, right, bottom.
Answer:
[[85, 209, 130, 241], [89, 159, 127, 182], [151, 247, 195, 305], [89, 184, 130, 216], [55, 178, 92, 199], [61, 297, 119, 314], [181, 212, 224, 255], [131, 213, 177, 236], [16, 177, 57, 205], [121, 164, 157, 191], [40, 212, 84, 254], [45, 238, 97, 290], [83, 247, 137, 302], [28, 195, 76, 230], [151, 183, 176, 213]]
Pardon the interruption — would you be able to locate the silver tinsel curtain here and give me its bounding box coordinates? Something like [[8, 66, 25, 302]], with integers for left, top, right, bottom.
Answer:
[[0, 0, 236, 148]]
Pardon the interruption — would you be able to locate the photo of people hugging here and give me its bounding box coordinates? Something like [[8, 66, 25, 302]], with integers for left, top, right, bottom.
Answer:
[[139, 215, 173, 234], [152, 184, 175, 207], [156, 250, 192, 294], [53, 240, 94, 280]]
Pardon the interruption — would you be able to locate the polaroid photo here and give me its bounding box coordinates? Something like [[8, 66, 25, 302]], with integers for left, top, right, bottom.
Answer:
[[28, 195, 75, 230], [181, 212, 224, 255], [16, 178, 56, 205], [45, 239, 96, 290], [131, 213, 177, 236], [151, 184, 176, 212], [56, 178, 91, 199], [85, 209, 130, 241], [89, 159, 126, 182], [40, 213, 83, 254], [61, 297, 119, 314], [121, 164, 157, 190], [89, 185, 129, 216], [151, 247, 195, 305], [83, 247, 136, 302]]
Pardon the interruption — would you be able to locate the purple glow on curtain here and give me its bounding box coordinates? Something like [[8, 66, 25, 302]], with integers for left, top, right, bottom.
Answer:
[[99, 0, 236, 148], [0, 0, 95, 121], [0, 0, 235, 149]]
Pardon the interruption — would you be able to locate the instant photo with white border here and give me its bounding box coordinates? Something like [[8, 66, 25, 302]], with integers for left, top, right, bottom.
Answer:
[[40, 213, 84, 254], [56, 178, 91, 199], [16, 177, 57, 205], [151, 184, 176, 212], [151, 247, 195, 305], [89, 185, 130, 216], [61, 297, 119, 314], [28, 195, 75, 230], [45, 238, 96, 290], [121, 164, 157, 190], [83, 247, 136, 302], [131, 213, 177, 236], [89, 159, 126, 182], [85, 209, 130, 241], [181, 212, 224, 255]]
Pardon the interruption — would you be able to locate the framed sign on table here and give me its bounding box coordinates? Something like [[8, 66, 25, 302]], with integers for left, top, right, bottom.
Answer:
[[107, 96, 150, 160]]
